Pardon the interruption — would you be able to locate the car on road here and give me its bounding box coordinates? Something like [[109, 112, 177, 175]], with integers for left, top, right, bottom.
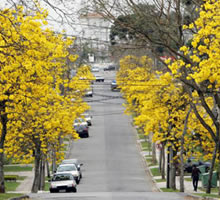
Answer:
[[61, 159, 83, 178], [84, 89, 93, 97], [56, 164, 81, 184], [111, 80, 119, 91], [104, 65, 116, 71], [74, 118, 89, 138], [91, 67, 100, 72], [49, 173, 77, 193], [81, 112, 92, 126], [95, 75, 104, 82]]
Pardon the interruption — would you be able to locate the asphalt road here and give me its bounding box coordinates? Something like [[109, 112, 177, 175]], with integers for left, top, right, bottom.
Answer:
[[29, 70, 189, 200]]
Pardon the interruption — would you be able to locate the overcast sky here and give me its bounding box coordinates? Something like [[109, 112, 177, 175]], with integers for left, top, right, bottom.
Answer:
[[0, 0, 84, 36]]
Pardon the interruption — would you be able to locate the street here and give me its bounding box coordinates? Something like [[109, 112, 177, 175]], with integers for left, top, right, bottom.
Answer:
[[29, 70, 189, 200]]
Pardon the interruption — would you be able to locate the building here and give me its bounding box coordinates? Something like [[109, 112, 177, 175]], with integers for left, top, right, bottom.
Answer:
[[76, 12, 112, 64]]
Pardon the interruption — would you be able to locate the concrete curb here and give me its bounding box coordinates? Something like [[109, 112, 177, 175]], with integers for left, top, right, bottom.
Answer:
[[9, 195, 30, 200], [131, 123, 161, 192]]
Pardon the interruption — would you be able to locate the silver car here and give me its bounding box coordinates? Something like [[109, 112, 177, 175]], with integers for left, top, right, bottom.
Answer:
[[61, 159, 83, 178], [56, 164, 80, 184], [49, 173, 77, 193]]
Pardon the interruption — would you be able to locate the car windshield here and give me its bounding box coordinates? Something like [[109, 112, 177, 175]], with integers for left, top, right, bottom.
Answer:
[[57, 165, 77, 172], [52, 174, 73, 181], [62, 159, 78, 164]]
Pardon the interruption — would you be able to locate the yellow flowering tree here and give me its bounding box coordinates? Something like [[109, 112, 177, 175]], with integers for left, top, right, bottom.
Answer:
[[0, 6, 93, 193], [117, 55, 216, 190], [167, 0, 220, 193]]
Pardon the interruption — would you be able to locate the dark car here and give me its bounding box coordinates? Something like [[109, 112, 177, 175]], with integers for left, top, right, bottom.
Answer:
[[74, 118, 89, 138], [184, 158, 211, 173], [111, 80, 119, 91], [104, 65, 116, 71], [49, 173, 77, 193]]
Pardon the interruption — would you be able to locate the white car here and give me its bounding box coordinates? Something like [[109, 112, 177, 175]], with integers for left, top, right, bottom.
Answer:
[[61, 159, 83, 178], [81, 113, 92, 126], [56, 164, 81, 184], [91, 67, 100, 72], [74, 118, 88, 127], [49, 173, 77, 193], [95, 75, 104, 82], [84, 89, 93, 97]]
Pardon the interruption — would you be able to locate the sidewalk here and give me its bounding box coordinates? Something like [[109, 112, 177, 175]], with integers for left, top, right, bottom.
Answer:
[[5, 166, 34, 193], [137, 138, 219, 199]]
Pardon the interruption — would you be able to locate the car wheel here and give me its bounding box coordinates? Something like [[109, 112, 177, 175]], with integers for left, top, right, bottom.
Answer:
[[50, 189, 56, 193], [72, 187, 77, 193]]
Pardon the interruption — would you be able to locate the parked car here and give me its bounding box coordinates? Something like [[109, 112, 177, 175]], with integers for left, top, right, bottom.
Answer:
[[84, 89, 93, 97], [61, 159, 83, 178], [74, 118, 89, 138], [184, 158, 211, 173], [91, 67, 100, 72], [95, 75, 104, 82], [49, 173, 77, 193], [104, 65, 116, 71], [56, 164, 81, 184], [111, 80, 118, 91], [81, 112, 92, 126]]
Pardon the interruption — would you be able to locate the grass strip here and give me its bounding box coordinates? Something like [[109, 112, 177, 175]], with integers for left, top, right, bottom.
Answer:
[[155, 179, 166, 183], [160, 188, 180, 192], [5, 181, 20, 191], [4, 166, 33, 172], [194, 193, 220, 198], [0, 193, 25, 200], [198, 187, 219, 193], [150, 167, 161, 176], [44, 182, 50, 191]]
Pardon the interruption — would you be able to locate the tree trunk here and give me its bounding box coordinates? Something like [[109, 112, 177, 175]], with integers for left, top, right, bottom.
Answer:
[[0, 101, 8, 193], [159, 146, 162, 172], [0, 152, 5, 193], [206, 143, 217, 193], [218, 158, 220, 196], [180, 107, 192, 192], [46, 159, 50, 178], [152, 142, 157, 165], [170, 148, 176, 190], [39, 159, 45, 191], [31, 146, 41, 193], [161, 143, 165, 179], [166, 146, 170, 188], [52, 150, 56, 173]]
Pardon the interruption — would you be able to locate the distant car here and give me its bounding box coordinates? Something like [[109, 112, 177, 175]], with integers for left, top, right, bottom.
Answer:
[[81, 113, 92, 126], [74, 118, 89, 138], [49, 173, 77, 193], [56, 164, 81, 184], [95, 75, 104, 82], [104, 65, 116, 71], [61, 159, 83, 178], [91, 67, 100, 72], [184, 158, 211, 173], [111, 80, 118, 91], [84, 89, 93, 97]]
